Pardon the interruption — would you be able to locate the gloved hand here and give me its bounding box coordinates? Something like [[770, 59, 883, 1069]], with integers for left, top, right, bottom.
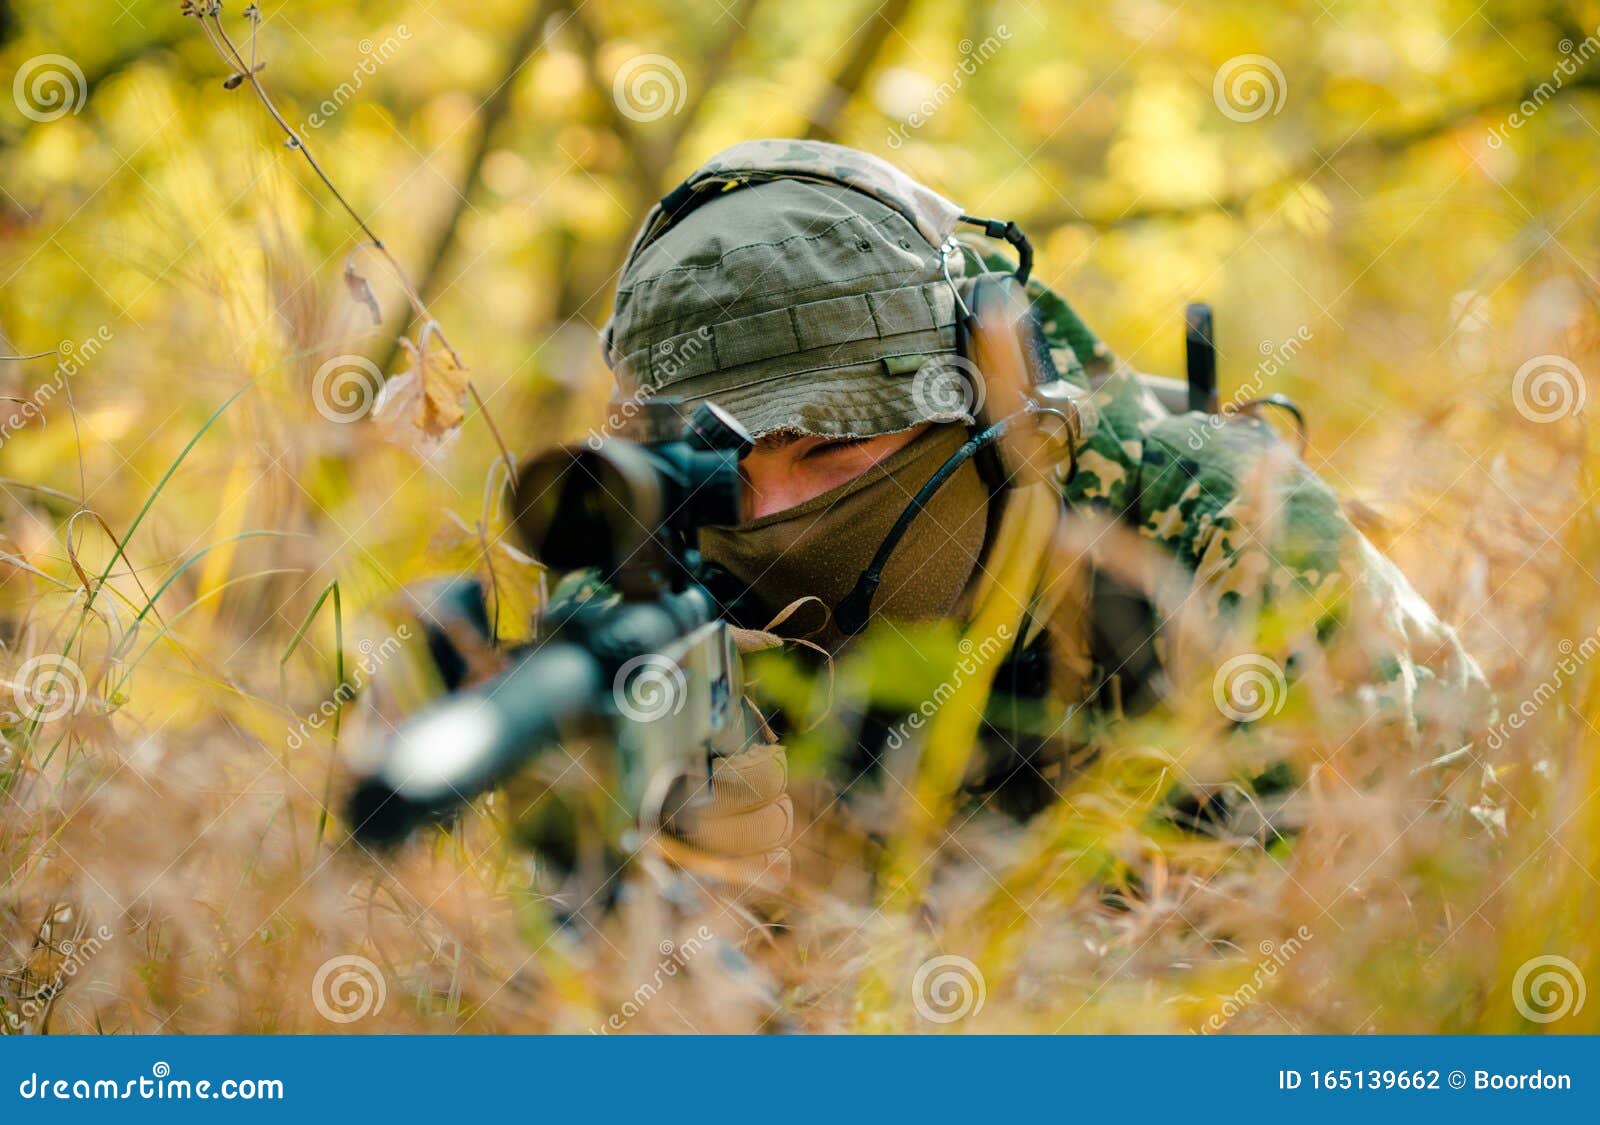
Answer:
[[664, 741, 793, 897]]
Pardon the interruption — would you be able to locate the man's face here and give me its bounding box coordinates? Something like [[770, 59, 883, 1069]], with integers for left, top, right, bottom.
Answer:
[[740, 423, 932, 520]]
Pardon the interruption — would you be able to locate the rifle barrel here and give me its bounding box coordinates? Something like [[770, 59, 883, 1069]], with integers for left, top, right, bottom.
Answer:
[[348, 641, 603, 845]]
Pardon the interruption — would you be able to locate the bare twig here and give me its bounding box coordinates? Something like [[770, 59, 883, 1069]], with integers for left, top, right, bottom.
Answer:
[[183, 2, 515, 474]]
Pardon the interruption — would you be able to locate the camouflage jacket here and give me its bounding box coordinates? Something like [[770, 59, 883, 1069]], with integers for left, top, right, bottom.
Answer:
[[974, 245, 1491, 791]]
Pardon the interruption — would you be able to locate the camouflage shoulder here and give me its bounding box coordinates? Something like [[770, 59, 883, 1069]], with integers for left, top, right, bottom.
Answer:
[[1134, 410, 1349, 608]]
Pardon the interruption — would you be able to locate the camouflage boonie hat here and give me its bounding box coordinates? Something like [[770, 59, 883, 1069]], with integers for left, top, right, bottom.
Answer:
[[600, 139, 978, 438]]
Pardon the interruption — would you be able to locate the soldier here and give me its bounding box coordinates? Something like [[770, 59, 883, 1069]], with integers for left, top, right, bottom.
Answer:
[[570, 138, 1493, 893]]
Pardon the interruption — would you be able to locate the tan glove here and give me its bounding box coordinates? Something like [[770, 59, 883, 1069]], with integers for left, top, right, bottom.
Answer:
[[666, 741, 793, 896]]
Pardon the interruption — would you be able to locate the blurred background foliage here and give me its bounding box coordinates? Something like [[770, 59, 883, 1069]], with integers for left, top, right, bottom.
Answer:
[[3, 0, 1597, 644], [2, 0, 1599, 1032]]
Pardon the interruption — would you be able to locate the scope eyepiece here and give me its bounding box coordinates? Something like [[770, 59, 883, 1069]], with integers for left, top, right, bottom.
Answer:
[[509, 398, 749, 593]]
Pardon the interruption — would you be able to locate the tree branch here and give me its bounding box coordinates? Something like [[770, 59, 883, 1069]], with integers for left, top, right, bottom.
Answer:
[[1039, 70, 1600, 232], [377, 0, 563, 376], [557, 0, 766, 323], [664, 0, 763, 156], [803, 0, 915, 142], [185, 5, 515, 472]]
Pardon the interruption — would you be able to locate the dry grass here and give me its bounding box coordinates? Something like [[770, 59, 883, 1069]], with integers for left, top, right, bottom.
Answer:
[[3, 273, 1597, 1034]]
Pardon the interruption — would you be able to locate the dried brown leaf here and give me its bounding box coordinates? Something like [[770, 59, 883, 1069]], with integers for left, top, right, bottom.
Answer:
[[372, 328, 469, 457], [343, 258, 381, 326]]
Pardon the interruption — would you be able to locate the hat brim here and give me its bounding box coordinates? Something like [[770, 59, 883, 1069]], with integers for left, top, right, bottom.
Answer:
[[673, 357, 977, 439]]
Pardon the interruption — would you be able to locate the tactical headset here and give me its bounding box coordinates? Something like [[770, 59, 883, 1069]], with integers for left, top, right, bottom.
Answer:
[[607, 145, 1095, 634]]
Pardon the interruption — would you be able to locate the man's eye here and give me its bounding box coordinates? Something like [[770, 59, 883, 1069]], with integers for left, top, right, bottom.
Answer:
[[807, 438, 869, 459]]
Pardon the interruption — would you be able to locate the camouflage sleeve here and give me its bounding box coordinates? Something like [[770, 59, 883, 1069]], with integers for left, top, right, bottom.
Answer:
[[1132, 389, 1492, 757], [990, 244, 1491, 757]]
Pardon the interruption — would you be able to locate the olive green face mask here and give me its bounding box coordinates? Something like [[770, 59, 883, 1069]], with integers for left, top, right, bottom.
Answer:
[[698, 425, 990, 651]]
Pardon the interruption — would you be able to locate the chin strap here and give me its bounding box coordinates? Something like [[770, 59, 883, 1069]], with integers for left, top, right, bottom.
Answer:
[[833, 416, 1014, 637]]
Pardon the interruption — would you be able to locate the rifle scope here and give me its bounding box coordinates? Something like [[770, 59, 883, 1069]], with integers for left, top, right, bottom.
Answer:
[[510, 400, 751, 592], [346, 398, 754, 846]]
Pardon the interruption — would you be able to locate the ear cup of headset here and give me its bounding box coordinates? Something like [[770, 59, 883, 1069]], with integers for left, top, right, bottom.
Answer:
[[962, 273, 1064, 489]]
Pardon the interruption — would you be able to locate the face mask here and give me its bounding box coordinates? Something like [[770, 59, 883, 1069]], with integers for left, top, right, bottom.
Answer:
[[698, 425, 990, 651]]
